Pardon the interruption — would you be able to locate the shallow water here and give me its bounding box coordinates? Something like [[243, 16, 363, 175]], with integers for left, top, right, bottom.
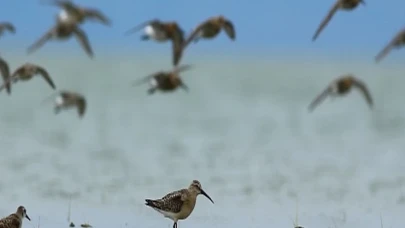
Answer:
[[0, 51, 404, 228]]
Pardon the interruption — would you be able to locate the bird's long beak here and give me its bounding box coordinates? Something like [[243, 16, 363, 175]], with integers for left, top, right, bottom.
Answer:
[[25, 214, 31, 221], [200, 189, 214, 204]]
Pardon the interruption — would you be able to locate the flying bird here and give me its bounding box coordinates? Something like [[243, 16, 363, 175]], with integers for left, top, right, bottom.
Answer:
[[27, 20, 94, 58], [0, 63, 56, 93], [308, 74, 373, 112], [42, 0, 111, 26], [375, 28, 405, 63], [50, 90, 87, 118], [132, 64, 192, 94], [125, 19, 185, 66], [182, 15, 235, 50], [312, 0, 365, 41]]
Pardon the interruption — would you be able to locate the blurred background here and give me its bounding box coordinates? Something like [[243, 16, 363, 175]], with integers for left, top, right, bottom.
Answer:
[[0, 0, 405, 228]]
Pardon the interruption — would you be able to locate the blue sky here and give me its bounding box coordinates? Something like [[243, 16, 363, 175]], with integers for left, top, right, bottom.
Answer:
[[2, 0, 405, 58]]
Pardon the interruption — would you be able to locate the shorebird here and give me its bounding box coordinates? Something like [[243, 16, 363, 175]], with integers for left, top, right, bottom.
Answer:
[[0, 22, 16, 38], [308, 74, 373, 112], [145, 180, 214, 228], [375, 28, 405, 63], [51, 90, 86, 117], [182, 15, 235, 50], [132, 64, 192, 94], [0, 57, 11, 94], [27, 20, 94, 58], [42, 0, 111, 26], [0, 206, 31, 228], [312, 0, 365, 41], [0, 63, 56, 93], [124, 19, 185, 66]]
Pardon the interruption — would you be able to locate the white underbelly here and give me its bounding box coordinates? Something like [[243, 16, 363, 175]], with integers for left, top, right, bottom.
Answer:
[[55, 95, 64, 106], [144, 25, 169, 41]]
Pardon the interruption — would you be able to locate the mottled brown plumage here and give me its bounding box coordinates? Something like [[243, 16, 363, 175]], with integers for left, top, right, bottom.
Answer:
[[0, 22, 16, 38], [43, 0, 111, 26], [182, 15, 235, 50], [145, 180, 214, 228], [0, 57, 11, 94], [132, 64, 192, 94], [54, 90, 86, 118], [125, 19, 185, 66], [312, 0, 365, 41], [0, 63, 56, 93], [0, 206, 30, 228], [375, 28, 405, 63], [308, 74, 373, 112], [27, 20, 94, 58]]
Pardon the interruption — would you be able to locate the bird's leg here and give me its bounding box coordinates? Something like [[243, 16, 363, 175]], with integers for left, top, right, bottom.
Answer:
[[140, 35, 150, 41], [147, 87, 156, 95], [173, 222, 177, 228], [54, 106, 61, 115]]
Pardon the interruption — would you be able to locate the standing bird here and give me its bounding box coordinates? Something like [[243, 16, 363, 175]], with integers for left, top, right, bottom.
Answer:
[[124, 19, 185, 66], [145, 180, 214, 228], [182, 15, 235, 50], [42, 0, 111, 26], [27, 20, 94, 58], [0, 63, 56, 93], [0, 57, 11, 94], [0, 206, 31, 228], [0, 22, 16, 38], [312, 0, 365, 41], [375, 28, 405, 63], [308, 74, 373, 112], [132, 64, 192, 94], [52, 90, 87, 117]]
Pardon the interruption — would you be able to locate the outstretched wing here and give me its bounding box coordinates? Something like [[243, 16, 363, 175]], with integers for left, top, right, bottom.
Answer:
[[76, 96, 86, 117], [312, 1, 340, 41], [308, 85, 332, 112], [36, 65, 56, 89], [222, 19, 236, 40], [352, 78, 373, 109], [171, 29, 185, 66], [375, 29, 405, 63], [182, 21, 207, 50], [73, 26, 94, 58], [0, 22, 16, 34], [124, 19, 159, 36], [27, 26, 56, 54], [83, 9, 111, 26], [0, 57, 10, 94]]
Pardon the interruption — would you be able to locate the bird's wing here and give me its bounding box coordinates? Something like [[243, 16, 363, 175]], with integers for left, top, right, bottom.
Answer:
[[352, 78, 373, 109], [222, 19, 236, 40], [0, 57, 10, 94], [0, 22, 16, 33], [36, 65, 56, 89], [123, 19, 158, 36], [308, 85, 332, 112], [312, 1, 340, 41], [76, 96, 86, 117], [182, 21, 207, 50], [375, 29, 405, 63], [171, 30, 185, 66], [72, 26, 94, 58], [27, 25, 56, 54], [84, 9, 111, 25]]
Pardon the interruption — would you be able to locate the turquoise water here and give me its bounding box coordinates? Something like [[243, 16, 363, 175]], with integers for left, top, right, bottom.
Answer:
[[0, 48, 404, 228]]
